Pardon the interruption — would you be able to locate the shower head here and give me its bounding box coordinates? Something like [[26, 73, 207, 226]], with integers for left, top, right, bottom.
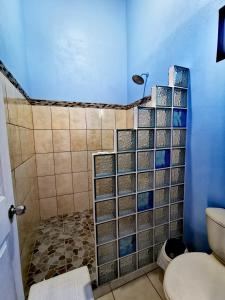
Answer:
[[132, 74, 145, 85], [132, 73, 149, 97]]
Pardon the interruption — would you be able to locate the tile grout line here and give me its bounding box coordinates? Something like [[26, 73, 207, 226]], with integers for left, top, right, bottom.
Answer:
[[68, 107, 75, 213], [146, 271, 164, 300], [111, 289, 116, 300], [50, 107, 57, 217]]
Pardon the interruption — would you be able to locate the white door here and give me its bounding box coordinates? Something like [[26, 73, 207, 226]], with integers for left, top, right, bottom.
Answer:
[[0, 82, 24, 299]]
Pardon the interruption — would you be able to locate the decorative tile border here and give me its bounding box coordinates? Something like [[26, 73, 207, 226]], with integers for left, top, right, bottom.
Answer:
[[0, 60, 30, 99], [0, 59, 151, 109]]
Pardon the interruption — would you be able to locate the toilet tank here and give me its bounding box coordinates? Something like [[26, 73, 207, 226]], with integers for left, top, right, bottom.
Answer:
[[206, 208, 225, 263]]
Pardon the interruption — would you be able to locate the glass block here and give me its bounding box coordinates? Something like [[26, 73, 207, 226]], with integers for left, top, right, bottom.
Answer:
[[117, 152, 136, 174], [171, 167, 185, 185], [155, 86, 172, 107], [170, 185, 184, 203], [118, 174, 136, 195], [170, 202, 183, 221], [137, 129, 154, 150], [120, 254, 137, 276], [119, 215, 136, 238], [138, 229, 153, 250], [154, 206, 169, 226], [154, 243, 164, 261], [96, 221, 116, 244], [172, 149, 185, 166], [172, 129, 186, 147], [97, 241, 117, 265], [137, 191, 153, 212], [95, 199, 116, 223], [98, 261, 118, 285], [173, 66, 189, 88], [155, 169, 170, 188], [138, 107, 155, 128], [154, 188, 169, 207], [173, 88, 187, 108], [119, 235, 136, 257], [138, 151, 154, 171], [173, 109, 187, 128], [138, 171, 154, 192], [94, 154, 115, 177], [138, 247, 153, 268], [156, 129, 171, 148], [170, 220, 183, 238], [138, 210, 153, 231], [118, 195, 136, 217], [95, 177, 116, 201], [117, 130, 136, 152], [155, 149, 170, 169], [156, 109, 171, 128], [154, 224, 169, 244]]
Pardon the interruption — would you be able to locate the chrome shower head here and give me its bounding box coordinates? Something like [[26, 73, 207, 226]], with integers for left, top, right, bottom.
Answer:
[[132, 72, 149, 97], [132, 74, 145, 85]]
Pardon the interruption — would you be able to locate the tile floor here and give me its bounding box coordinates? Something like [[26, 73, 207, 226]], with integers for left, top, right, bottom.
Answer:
[[26, 209, 166, 300], [26, 210, 96, 294], [97, 268, 166, 300]]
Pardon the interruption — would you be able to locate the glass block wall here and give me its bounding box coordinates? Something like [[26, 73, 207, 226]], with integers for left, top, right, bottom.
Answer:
[[93, 65, 189, 286]]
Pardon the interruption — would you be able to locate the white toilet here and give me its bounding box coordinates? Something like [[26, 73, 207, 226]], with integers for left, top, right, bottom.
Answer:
[[164, 208, 225, 300]]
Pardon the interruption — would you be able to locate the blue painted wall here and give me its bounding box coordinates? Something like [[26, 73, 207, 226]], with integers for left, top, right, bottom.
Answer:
[[21, 0, 127, 104], [2, 0, 225, 251], [127, 0, 225, 251], [0, 0, 28, 91]]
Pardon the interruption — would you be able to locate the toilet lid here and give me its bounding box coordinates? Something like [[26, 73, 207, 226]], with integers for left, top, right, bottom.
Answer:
[[164, 252, 225, 300]]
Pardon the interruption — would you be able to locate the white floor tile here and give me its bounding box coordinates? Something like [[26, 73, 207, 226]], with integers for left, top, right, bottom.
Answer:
[[147, 268, 166, 300], [96, 292, 114, 300], [113, 275, 161, 300]]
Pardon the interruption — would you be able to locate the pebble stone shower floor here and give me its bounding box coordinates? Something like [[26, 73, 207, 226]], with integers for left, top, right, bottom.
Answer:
[[26, 210, 96, 294]]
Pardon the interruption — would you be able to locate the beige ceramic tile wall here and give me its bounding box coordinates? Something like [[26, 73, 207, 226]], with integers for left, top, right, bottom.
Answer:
[[0, 72, 40, 284], [33, 106, 133, 219]]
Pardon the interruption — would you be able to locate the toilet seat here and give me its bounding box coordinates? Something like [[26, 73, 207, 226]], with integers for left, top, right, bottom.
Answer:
[[163, 252, 225, 300]]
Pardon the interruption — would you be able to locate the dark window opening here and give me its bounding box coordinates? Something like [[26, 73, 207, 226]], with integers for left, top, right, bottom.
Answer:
[[217, 5, 225, 62]]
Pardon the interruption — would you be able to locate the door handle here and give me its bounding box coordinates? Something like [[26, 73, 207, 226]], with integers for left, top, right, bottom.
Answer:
[[8, 205, 26, 221]]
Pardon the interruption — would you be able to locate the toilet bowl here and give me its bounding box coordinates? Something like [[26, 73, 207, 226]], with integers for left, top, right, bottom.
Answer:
[[163, 208, 225, 300]]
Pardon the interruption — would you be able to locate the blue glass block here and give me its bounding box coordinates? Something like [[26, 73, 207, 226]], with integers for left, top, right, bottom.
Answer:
[[155, 150, 170, 169], [156, 86, 172, 107], [173, 109, 187, 128], [137, 191, 153, 212], [119, 235, 136, 257], [173, 66, 189, 88]]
